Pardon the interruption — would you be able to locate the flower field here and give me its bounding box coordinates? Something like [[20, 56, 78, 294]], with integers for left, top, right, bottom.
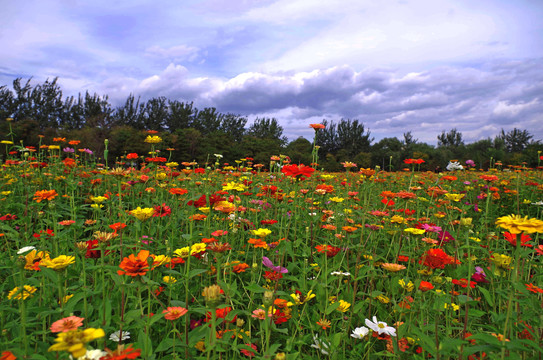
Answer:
[[1, 133, 542, 360]]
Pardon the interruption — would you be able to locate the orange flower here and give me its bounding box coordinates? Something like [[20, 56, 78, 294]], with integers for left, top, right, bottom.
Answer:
[[526, 283, 543, 294], [100, 344, 141, 360], [117, 250, 150, 277], [248, 238, 268, 248], [0, 351, 16, 360], [33, 189, 58, 202], [169, 188, 188, 196], [309, 123, 325, 130], [342, 226, 357, 233], [189, 214, 207, 221], [232, 263, 250, 273], [163, 307, 188, 320], [381, 263, 406, 272], [68, 140, 80, 146], [50, 316, 84, 333]]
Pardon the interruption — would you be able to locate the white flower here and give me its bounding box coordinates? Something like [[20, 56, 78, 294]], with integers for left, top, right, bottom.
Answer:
[[109, 330, 130, 342], [531, 201, 543, 206], [351, 326, 370, 339], [214, 154, 223, 159], [365, 316, 396, 337], [17, 246, 36, 255], [331, 271, 351, 277], [70, 349, 107, 360], [311, 334, 330, 355], [446, 161, 464, 171]]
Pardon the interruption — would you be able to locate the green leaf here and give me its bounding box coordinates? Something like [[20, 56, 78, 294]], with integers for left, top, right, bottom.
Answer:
[[155, 336, 174, 352], [245, 283, 266, 293], [478, 286, 494, 307]]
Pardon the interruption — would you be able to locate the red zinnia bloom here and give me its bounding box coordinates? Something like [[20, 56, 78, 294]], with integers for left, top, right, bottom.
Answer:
[[526, 283, 543, 293], [504, 232, 532, 247], [126, 153, 139, 160], [153, 203, 171, 217], [315, 244, 341, 258], [100, 344, 142, 359], [118, 250, 150, 277], [109, 222, 127, 233], [240, 343, 258, 358], [163, 307, 188, 320], [281, 164, 315, 180], [263, 271, 283, 281], [187, 194, 207, 207], [419, 281, 434, 292], [452, 278, 476, 288], [0, 351, 16, 360], [419, 248, 456, 269]]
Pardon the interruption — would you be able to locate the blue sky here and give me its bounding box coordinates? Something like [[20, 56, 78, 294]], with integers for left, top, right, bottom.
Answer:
[[1, 0, 542, 144]]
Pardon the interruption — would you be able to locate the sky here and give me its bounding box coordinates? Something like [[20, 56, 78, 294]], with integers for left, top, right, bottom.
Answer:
[[1, 0, 543, 144]]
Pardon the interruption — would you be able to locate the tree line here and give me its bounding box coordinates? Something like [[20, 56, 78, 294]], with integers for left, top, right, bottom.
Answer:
[[1, 78, 541, 171]]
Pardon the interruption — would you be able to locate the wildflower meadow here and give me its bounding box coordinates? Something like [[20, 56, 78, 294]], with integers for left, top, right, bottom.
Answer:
[[0, 125, 542, 360]]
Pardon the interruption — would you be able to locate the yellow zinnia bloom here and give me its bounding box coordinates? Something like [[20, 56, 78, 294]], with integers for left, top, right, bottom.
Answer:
[[43, 255, 75, 271], [404, 228, 425, 235], [495, 214, 543, 234], [89, 196, 108, 203], [444, 193, 465, 202], [190, 243, 207, 254], [251, 228, 272, 238], [288, 290, 316, 306], [222, 182, 246, 192], [335, 299, 351, 312], [48, 328, 105, 358], [144, 135, 162, 144], [8, 285, 37, 300], [174, 247, 190, 258], [130, 207, 155, 221]]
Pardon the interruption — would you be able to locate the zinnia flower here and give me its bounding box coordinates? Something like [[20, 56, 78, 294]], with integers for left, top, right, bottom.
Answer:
[[281, 164, 315, 180], [129, 207, 155, 221], [50, 316, 84, 333], [7, 285, 37, 300], [33, 189, 58, 202], [43, 255, 75, 271], [48, 328, 105, 358], [100, 344, 141, 360], [419, 248, 457, 269], [117, 250, 150, 277], [495, 214, 543, 234], [163, 307, 188, 320]]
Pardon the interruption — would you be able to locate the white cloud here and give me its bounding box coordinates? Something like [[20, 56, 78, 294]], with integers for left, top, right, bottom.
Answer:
[[492, 99, 538, 117]]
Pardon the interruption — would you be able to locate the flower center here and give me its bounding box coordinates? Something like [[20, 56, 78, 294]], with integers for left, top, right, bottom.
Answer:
[[378, 323, 385, 328]]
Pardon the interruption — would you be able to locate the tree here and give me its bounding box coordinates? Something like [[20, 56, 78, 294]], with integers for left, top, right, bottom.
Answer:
[[246, 118, 287, 145], [219, 113, 247, 140], [437, 128, 464, 148], [142, 97, 168, 131], [285, 137, 312, 165], [113, 94, 145, 129], [335, 119, 373, 159], [500, 128, 534, 153], [166, 100, 195, 130]]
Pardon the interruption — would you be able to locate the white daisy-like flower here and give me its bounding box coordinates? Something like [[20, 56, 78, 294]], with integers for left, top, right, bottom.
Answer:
[[311, 334, 330, 355], [351, 326, 370, 339], [531, 201, 543, 206], [331, 271, 351, 277], [365, 316, 396, 337], [109, 330, 130, 342], [17, 246, 36, 255]]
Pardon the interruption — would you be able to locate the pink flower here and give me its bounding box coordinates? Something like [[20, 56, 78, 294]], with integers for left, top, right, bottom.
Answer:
[[50, 316, 84, 333]]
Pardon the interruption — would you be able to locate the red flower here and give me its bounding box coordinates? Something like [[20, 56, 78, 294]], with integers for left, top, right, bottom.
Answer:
[[240, 343, 258, 358], [404, 158, 424, 164], [315, 244, 341, 258], [419, 281, 434, 292], [281, 164, 315, 180], [419, 248, 456, 269], [163, 307, 188, 320], [504, 232, 532, 247], [126, 153, 138, 160], [452, 278, 476, 288], [109, 222, 127, 233], [263, 271, 283, 281], [153, 203, 171, 217], [526, 283, 543, 293], [188, 194, 207, 207], [117, 250, 150, 277], [1, 351, 16, 360], [100, 344, 142, 359]]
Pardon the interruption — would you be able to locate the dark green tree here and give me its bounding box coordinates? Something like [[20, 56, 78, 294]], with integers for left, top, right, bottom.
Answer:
[[500, 128, 534, 153]]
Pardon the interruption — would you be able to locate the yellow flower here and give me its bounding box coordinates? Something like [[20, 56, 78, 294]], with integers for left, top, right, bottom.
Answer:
[[166, 162, 179, 168], [490, 253, 512, 269], [288, 290, 316, 306], [222, 182, 246, 192], [1, 140, 14, 145], [375, 294, 390, 304], [91, 204, 103, 210], [495, 214, 543, 234], [444, 193, 465, 202], [152, 255, 172, 267], [190, 243, 207, 254], [251, 228, 272, 238], [48, 328, 105, 358], [130, 207, 155, 221], [8, 285, 37, 300], [444, 303, 460, 311], [174, 247, 190, 258], [335, 299, 351, 312], [163, 276, 177, 284], [398, 279, 414, 292], [49, 145, 60, 150], [198, 207, 210, 214], [89, 196, 108, 203], [43, 255, 75, 271], [390, 215, 405, 224], [460, 218, 473, 226], [144, 135, 162, 144], [328, 196, 344, 203], [404, 228, 425, 235]]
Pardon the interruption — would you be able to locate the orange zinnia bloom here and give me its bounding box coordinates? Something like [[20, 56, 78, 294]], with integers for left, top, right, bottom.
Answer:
[[309, 123, 325, 130], [117, 250, 150, 277], [232, 263, 250, 273], [33, 189, 58, 202], [50, 316, 84, 333], [381, 263, 406, 272], [248, 238, 268, 248], [169, 188, 188, 196], [0, 351, 16, 360], [163, 306, 188, 320]]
